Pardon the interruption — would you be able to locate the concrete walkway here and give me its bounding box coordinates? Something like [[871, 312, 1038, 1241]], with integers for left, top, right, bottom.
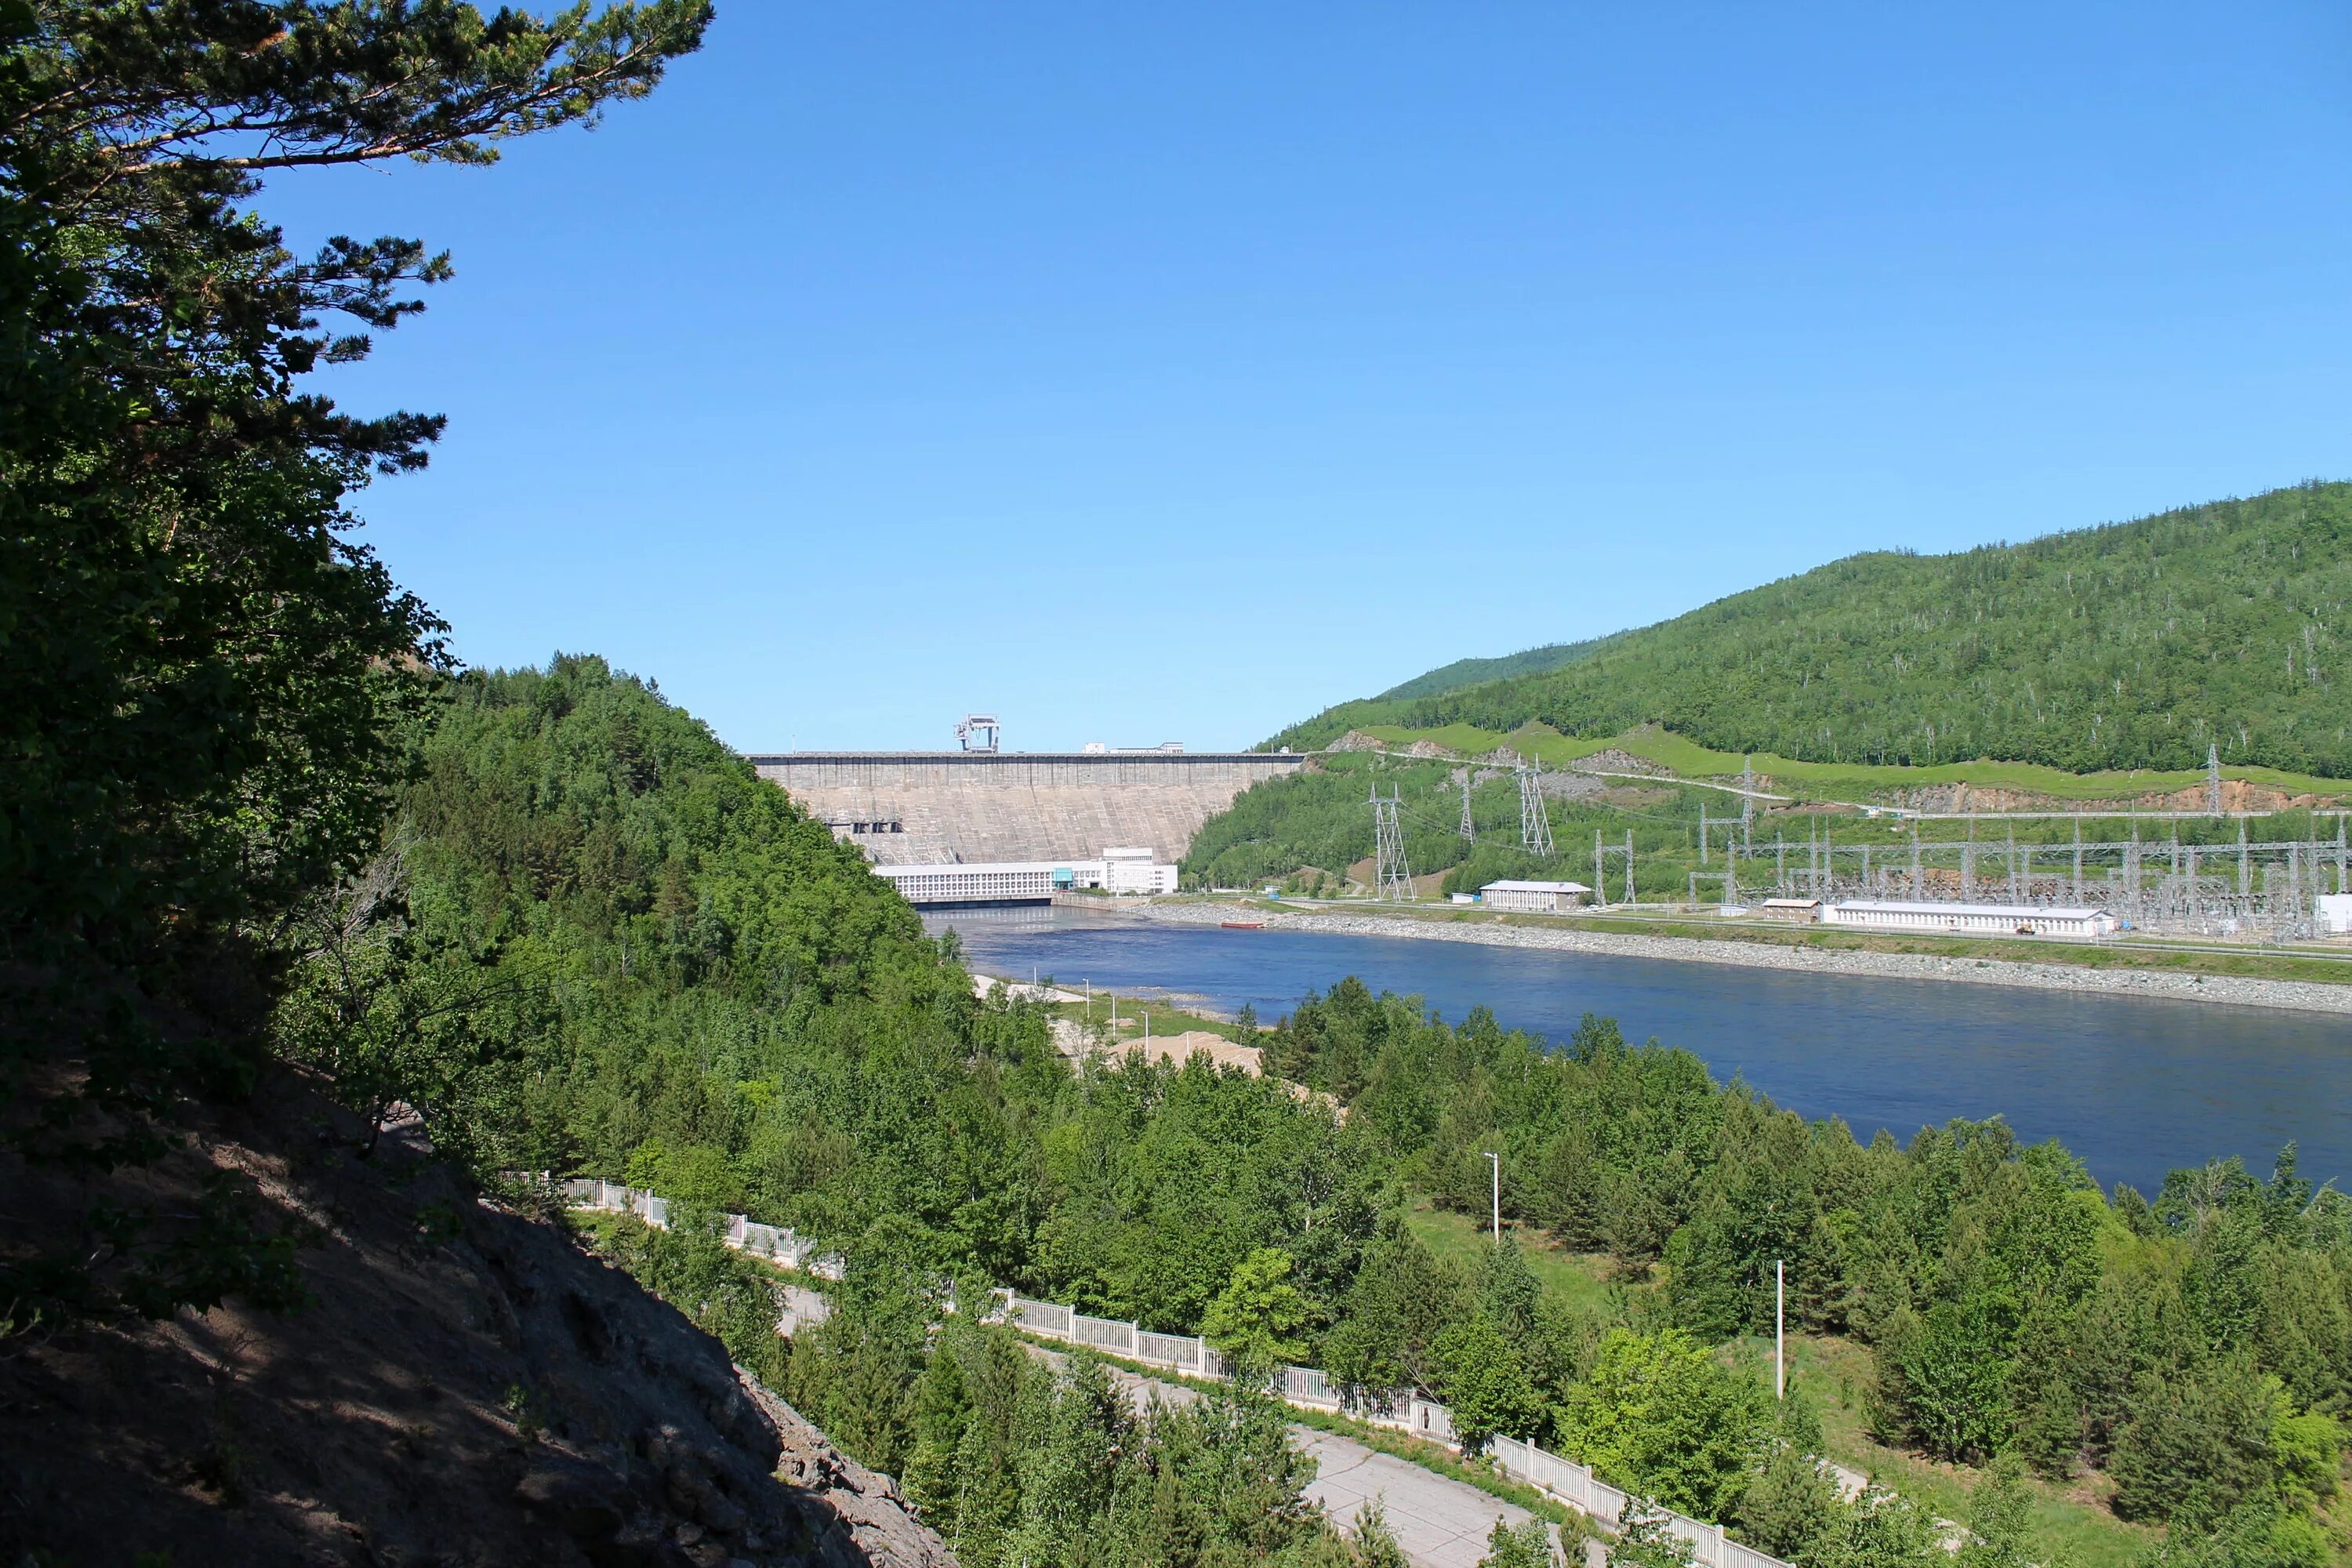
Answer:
[[1298, 1426, 1532, 1568], [1042, 1348, 1531, 1568]]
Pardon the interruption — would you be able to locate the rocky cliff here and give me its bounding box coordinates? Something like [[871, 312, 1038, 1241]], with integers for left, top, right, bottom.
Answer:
[[0, 1082, 949, 1568]]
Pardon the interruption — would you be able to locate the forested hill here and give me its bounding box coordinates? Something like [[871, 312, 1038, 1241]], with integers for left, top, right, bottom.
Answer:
[[1275, 482, 2352, 777], [1373, 632, 1620, 701]]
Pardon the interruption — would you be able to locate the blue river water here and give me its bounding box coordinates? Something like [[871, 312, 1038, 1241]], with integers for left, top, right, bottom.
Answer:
[[931, 906, 2352, 1196]]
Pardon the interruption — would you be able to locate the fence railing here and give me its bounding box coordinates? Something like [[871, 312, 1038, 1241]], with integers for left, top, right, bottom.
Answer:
[[546, 1178, 1791, 1568], [555, 1178, 845, 1287]]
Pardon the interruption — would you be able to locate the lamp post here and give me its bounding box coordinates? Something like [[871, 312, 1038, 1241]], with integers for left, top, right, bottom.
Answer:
[[1485, 1151, 1501, 1247], [1775, 1258, 1786, 1400]]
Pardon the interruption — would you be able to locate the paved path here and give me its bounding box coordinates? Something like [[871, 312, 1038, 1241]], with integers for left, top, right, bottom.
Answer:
[[1297, 1426, 1531, 1568], [1033, 1347, 1532, 1568]]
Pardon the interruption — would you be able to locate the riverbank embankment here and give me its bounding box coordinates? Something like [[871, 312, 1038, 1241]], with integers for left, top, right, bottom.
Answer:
[[1102, 899, 2352, 1017]]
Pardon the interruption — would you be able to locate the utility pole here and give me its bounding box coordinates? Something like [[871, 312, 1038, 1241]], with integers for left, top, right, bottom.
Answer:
[[1486, 1152, 1501, 1247], [2006, 824, 2020, 905], [1911, 822, 1924, 898], [2072, 818, 2085, 906], [1372, 786, 1413, 901], [1624, 829, 1635, 906], [1460, 771, 1475, 842], [1962, 819, 1977, 900], [1741, 756, 1757, 848], [1597, 829, 1606, 907], [2209, 742, 2223, 817]]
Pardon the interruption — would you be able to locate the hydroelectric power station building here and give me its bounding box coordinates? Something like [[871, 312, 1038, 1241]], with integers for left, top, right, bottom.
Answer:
[[874, 848, 1179, 908]]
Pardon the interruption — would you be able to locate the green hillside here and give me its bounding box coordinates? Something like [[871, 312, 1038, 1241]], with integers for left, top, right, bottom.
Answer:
[[1275, 483, 2352, 778], [1374, 632, 1621, 701]]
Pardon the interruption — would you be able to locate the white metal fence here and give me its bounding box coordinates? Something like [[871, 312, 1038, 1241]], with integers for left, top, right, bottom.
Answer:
[[554, 1178, 845, 1286], [995, 1289, 1801, 1568], [545, 1178, 1795, 1568]]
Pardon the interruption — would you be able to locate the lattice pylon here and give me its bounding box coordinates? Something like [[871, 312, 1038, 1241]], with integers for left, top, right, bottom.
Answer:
[[1372, 786, 1413, 900], [1518, 763, 1555, 858]]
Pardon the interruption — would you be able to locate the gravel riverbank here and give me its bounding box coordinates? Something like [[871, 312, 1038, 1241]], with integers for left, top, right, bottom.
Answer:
[[1102, 900, 2352, 1017]]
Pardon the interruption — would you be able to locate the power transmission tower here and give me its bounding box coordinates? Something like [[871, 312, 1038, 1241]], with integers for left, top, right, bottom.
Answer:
[[2208, 743, 2223, 817], [1594, 829, 1635, 906], [1740, 756, 1756, 848], [1519, 763, 1555, 858], [1459, 771, 1475, 841], [1697, 806, 1741, 866], [1371, 786, 1413, 901]]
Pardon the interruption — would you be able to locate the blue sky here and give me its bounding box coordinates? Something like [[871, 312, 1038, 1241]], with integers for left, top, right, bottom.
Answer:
[[273, 2, 2352, 753]]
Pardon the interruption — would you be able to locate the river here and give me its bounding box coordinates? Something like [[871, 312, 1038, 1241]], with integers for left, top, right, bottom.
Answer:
[[931, 906, 2352, 1196]]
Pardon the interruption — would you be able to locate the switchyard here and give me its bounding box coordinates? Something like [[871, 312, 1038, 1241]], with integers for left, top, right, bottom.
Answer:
[[1359, 740, 2352, 940]]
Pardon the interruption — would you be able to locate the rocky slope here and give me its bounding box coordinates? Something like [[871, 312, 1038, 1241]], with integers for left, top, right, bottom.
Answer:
[[0, 1080, 949, 1568]]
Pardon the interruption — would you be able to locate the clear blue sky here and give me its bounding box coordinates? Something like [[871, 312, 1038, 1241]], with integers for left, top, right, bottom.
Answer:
[[272, 2, 2352, 753]]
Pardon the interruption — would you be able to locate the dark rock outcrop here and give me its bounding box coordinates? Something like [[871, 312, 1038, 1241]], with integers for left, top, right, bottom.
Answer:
[[0, 1083, 953, 1568]]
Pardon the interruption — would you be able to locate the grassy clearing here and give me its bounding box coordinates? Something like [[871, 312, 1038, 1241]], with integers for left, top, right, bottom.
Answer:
[[1403, 1200, 1618, 1316], [1370, 1203, 2167, 1566], [1370, 1201, 2160, 1566], [1728, 1334, 2161, 1568], [1031, 987, 1256, 1046], [1348, 723, 2352, 804]]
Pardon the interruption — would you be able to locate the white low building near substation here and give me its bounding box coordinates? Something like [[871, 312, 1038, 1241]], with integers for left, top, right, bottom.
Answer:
[[1824, 900, 2117, 940], [1479, 878, 1594, 913]]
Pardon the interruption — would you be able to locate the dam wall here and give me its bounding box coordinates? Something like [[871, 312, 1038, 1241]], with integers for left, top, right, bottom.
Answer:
[[747, 752, 1308, 866]]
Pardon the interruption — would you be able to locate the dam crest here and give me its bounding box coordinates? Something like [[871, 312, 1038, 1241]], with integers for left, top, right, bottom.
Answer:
[[748, 750, 1308, 866]]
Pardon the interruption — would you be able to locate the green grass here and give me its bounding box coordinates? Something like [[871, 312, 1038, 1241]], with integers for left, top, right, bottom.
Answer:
[[1403, 1200, 1617, 1315], [1032, 988, 1257, 1045], [1346, 722, 2352, 805], [1727, 1333, 2161, 1568], [1377, 1203, 2176, 1566]]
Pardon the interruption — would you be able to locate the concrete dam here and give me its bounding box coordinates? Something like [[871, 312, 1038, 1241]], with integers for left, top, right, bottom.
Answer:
[[747, 751, 1308, 867]]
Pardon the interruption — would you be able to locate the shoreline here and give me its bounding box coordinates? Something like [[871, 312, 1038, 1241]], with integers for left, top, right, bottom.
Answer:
[[1083, 898, 2352, 1018]]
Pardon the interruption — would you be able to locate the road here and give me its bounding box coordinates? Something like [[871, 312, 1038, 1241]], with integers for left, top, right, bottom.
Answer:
[[1296, 1426, 1535, 1568], [1042, 1348, 1538, 1568]]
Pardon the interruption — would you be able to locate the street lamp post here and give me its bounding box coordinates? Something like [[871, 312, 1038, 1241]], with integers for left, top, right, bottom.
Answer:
[[1485, 1151, 1501, 1247], [1775, 1258, 1786, 1400]]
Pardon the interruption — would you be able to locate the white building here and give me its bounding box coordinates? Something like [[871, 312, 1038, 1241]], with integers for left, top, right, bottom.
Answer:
[[878, 849, 1178, 906], [1101, 846, 1179, 895], [1824, 900, 2116, 940], [2318, 893, 2352, 935], [1479, 879, 1593, 913]]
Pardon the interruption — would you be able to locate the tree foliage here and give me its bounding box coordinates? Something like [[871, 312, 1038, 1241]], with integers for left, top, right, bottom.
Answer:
[[0, 0, 705, 1327]]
